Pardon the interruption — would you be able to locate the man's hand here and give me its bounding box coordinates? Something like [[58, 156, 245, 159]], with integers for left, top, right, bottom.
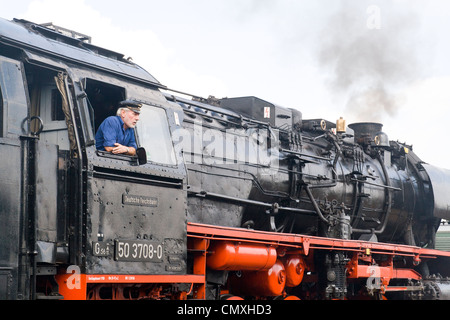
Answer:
[[105, 143, 136, 155], [112, 143, 128, 154]]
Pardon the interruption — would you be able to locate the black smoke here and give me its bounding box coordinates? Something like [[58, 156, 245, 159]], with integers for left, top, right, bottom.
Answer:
[[317, 1, 423, 122]]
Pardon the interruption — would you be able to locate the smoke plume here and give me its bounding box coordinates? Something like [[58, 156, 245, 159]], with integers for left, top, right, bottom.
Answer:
[[317, 2, 422, 122]]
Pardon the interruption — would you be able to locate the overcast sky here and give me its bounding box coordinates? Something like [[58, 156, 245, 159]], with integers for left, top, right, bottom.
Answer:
[[2, 0, 450, 169]]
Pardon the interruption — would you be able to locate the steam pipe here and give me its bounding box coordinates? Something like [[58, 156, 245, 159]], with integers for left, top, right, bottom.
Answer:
[[191, 190, 316, 216], [301, 133, 342, 227], [352, 151, 392, 235], [373, 151, 393, 234], [304, 185, 330, 225]]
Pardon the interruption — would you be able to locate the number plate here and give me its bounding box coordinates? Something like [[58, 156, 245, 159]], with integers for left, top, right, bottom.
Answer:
[[114, 240, 164, 262], [93, 241, 111, 257]]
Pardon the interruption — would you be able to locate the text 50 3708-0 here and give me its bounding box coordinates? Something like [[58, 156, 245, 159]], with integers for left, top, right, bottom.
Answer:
[[114, 240, 164, 262]]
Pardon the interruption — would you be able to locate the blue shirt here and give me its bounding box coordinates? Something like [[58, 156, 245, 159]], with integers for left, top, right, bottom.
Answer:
[[95, 116, 137, 151]]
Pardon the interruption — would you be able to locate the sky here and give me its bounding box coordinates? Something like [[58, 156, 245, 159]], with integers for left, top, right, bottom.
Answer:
[[2, 0, 450, 169]]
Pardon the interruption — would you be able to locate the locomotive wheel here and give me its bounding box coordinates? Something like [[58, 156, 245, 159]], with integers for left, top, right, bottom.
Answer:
[[220, 294, 244, 300], [274, 295, 301, 300]]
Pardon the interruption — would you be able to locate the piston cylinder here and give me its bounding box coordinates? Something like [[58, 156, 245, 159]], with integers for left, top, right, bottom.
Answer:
[[228, 260, 286, 296], [206, 241, 277, 271]]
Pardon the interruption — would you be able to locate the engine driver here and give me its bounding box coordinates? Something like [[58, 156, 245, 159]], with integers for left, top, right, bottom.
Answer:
[[95, 100, 141, 156]]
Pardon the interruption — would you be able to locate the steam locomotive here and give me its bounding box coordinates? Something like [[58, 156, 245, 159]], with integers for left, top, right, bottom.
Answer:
[[1, 17, 450, 300]]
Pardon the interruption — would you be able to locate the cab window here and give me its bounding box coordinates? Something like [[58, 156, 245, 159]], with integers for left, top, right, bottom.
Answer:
[[136, 105, 177, 166], [0, 57, 28, 138]]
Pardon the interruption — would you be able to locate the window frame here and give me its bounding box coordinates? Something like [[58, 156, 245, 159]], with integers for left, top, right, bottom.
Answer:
[[134, 103, 178, 167]]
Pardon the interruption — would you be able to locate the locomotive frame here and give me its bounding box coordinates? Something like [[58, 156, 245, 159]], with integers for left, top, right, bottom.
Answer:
[[1, 17, 450, 300]]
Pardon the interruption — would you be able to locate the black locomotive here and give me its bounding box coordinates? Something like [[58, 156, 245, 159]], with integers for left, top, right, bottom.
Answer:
[[1, 17, 450, 300]]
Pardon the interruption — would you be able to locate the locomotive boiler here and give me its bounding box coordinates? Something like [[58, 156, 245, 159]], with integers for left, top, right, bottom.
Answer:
[[2, 17, 450, 300], [172, 94, 450, 248]]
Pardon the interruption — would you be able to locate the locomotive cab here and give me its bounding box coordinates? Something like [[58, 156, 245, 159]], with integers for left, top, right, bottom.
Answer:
[[0, 18, 189, 299]]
